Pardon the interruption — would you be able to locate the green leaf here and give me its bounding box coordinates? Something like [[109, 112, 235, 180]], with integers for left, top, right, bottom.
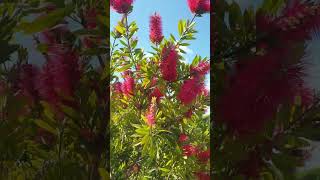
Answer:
[[34, 119, 57, 135], [178, 20, 184, 36], [36, 43, 48, 53], [115, 63, 132, 72], [98, 168, 110, 180], [18, 5, 73, 34]]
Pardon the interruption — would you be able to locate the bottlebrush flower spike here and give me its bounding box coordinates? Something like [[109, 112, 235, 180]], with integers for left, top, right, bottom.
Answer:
[[113, 82, 123, 94], [18, 64, 39, 104], [146, 97, 157, 127], [190, 61, 210, 77], [84, 8, 97, 29], [179, 134, 189, 143], [160, 43, 178, 82], [196, 149, 210, 163], [217, 48, 308, 134], [194, 172, 210, 180], [121, 75, 135, 96], [36, 51, 81, 106], [110, 0, 133, 14], [187, 0, 210, 15], [182, 144, 198, 156], [149, 12, 163, 44], [177, 77, 204, 105], [151, 77, 158, 87], [257, 1, 320, 44], [149, 87, 163, 102]]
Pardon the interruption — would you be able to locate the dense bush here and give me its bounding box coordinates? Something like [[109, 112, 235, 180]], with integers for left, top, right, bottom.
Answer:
[[110, 0, 211, 179]]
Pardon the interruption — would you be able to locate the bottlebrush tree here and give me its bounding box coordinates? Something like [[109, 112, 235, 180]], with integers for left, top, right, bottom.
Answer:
[[0, 1, 109, 179], [110, 0, 210, 179], [213, 0, 320, 179]]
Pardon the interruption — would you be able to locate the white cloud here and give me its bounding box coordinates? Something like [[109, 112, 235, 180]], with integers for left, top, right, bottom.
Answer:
[[180, 46, 194, 55]]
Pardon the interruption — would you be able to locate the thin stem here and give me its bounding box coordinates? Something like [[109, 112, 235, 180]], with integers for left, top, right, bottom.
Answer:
[[58, 124, 64, 179], [124, 13, 136, 64], [175, 14, 197, 48], [110, 37, 117, 58]]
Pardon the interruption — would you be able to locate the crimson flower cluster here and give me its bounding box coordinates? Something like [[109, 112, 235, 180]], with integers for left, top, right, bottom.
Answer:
[[187, 0, 211, 15], [17, 24, 81, 117], [149, 12, 164, 44], [218, 1, 318, 134], [110, 0, 133, 14]]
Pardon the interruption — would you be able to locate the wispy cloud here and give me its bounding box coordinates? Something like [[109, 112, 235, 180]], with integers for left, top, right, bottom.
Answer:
[[180, 46, 194, 55]]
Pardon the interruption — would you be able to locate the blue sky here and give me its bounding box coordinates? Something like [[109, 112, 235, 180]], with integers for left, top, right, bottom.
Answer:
[[110, 0, 211, 89], [110, 0, 210, 59]]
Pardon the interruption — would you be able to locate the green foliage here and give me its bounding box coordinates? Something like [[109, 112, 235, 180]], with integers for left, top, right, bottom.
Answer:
[[111, 12, 210, 179]]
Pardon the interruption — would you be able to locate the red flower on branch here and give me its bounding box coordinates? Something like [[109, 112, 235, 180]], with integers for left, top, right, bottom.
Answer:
[[190, 61, 210, 77], [18, 64, 40, 104], [160, 43, 178, 82], [36, 50, 81, 108], [149, 12, 163, 44], [121, 74, 135, 96], [182, 144, 198, 156], [194, 172, 210, 180], [177, 77, 204, 105], [196, 149, 210, 163], [217, 48, 310, 134], [84, 8, 97, 29], [110, 0, 133, 14], [113, 82, 123, 94], [146, 98, 157, 127], [150, 87, 163, 102], [179, 133, 189, 143], [187, 0, 210, 15]]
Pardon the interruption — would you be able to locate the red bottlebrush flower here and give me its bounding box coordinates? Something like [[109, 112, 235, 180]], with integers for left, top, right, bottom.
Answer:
[[197, 149, 210, 163], [113, 82, 123, 94], [149, 12, 163, 44], [36, 64, 59, 105], [121, 76, 135, 96], [187, 0, 210, 15], [150, 87, 163, 102], [110, 0, 133, 14], [257, 2, 320, 45], [160, 44, 178, 82], [217, 48, 307, 134], [146, 99, 157, 127], [36, 51, 81, 106], [179, 133, 189, 143], [151, 77, 158, 87], [177, 77, 204, 105], [201, 87, 209, 97], [18, 64, 40, 104], [185, 109, 193, 118], [194, 172, 210, 180], [190, 61, 210, 77], [182, 144, 198, 156], [84, 8, 97, 29]]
